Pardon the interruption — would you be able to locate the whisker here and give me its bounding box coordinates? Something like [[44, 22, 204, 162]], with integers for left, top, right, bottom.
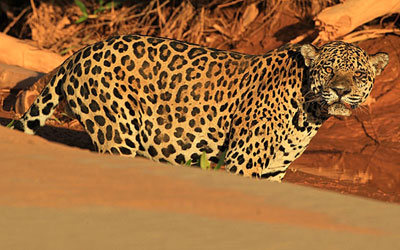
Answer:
[[304, 96, 323, 104], [303, 91, 316, 98], [358, 105, 370, 114], [352, 104, 369, 115]]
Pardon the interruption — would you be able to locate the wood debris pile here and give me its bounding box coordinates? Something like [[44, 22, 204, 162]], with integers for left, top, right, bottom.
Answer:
[[6, 0, 336, 55]]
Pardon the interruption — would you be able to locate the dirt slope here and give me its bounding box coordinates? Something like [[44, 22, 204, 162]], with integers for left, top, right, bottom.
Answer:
[[1, 126, 400, 249]]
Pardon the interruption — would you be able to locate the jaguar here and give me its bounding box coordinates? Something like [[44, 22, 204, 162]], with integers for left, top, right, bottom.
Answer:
[[10, 34, 389, 181]]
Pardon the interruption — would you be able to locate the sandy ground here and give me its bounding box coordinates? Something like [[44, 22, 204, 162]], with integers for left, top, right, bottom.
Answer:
[[1, 125, 400, 249]]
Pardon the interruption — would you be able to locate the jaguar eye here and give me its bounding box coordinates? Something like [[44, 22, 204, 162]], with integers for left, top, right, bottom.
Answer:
[[325, 67, 333, 73]]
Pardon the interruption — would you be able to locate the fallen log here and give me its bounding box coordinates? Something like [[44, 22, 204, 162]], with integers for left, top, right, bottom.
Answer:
[[313, 0, 400, 43], [0, 63, 44, 90], [0, 33, 66, 73], [14, 67, 59, 114]]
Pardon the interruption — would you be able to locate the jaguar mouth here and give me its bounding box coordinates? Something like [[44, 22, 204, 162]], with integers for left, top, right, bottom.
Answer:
[[327, 102, 352, 116]]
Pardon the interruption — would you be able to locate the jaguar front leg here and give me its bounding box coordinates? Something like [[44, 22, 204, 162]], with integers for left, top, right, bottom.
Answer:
[[223, 108, 304, 182], [224, 136, 290, 182]]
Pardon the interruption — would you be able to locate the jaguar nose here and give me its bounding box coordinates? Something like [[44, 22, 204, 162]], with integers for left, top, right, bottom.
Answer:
[[331, 86, 351, 97]]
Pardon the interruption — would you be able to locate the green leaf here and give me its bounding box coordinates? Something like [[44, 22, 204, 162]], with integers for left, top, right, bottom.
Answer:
[[60, 112, 75, 119], [60, 46, 75, 55], [105, 1, 121, 10], [51, 116, 61, 124], [60, 48, 69, 55], [200, 152, 210, 170], [94, 6, 105, 14], [98, 0, 104, 6], [75, 15, 88, 24], [184, 159, 192, 166], [74, 0, 88, 15], [214, 150, 226, 170], [6, 120, 15, 128]]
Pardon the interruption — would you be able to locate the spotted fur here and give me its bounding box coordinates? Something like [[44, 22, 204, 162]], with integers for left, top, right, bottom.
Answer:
[[11, 35, 389, 181]]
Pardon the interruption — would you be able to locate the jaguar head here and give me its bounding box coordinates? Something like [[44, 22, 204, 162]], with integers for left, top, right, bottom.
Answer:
[[301, 41, 389, 116]]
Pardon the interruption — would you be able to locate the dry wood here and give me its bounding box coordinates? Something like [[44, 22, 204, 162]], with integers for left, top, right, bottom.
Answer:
[[3, 6, 31, 34], [314, 0, 400, 43], [22, 0, 287, 54], [341, 28, 400, 43], [14, 67, 59, 114], [0, 33, 66, 73], [0, 63, 43, 90]]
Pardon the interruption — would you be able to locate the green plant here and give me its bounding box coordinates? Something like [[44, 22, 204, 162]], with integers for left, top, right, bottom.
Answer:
[[184, 150, 226, 171], [214, 150, 226, 170], [200, 152, 211, 170], [6, 120, 15, 128], [184, 159, 192, 166], [75, 0, 122, 24]]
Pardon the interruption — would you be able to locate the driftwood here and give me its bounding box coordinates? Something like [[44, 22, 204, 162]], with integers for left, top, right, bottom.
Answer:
[[0, 33, 66, 73], [14, 67, 59, 114], [313, 0, 400, 43], [0, 33, 65, 113], [0, 63, 44, 90]]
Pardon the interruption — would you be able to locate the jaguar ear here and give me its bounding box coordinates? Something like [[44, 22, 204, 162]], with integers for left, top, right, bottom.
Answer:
[[300, 44, 319, 67], [369, 52, 389, 76]]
